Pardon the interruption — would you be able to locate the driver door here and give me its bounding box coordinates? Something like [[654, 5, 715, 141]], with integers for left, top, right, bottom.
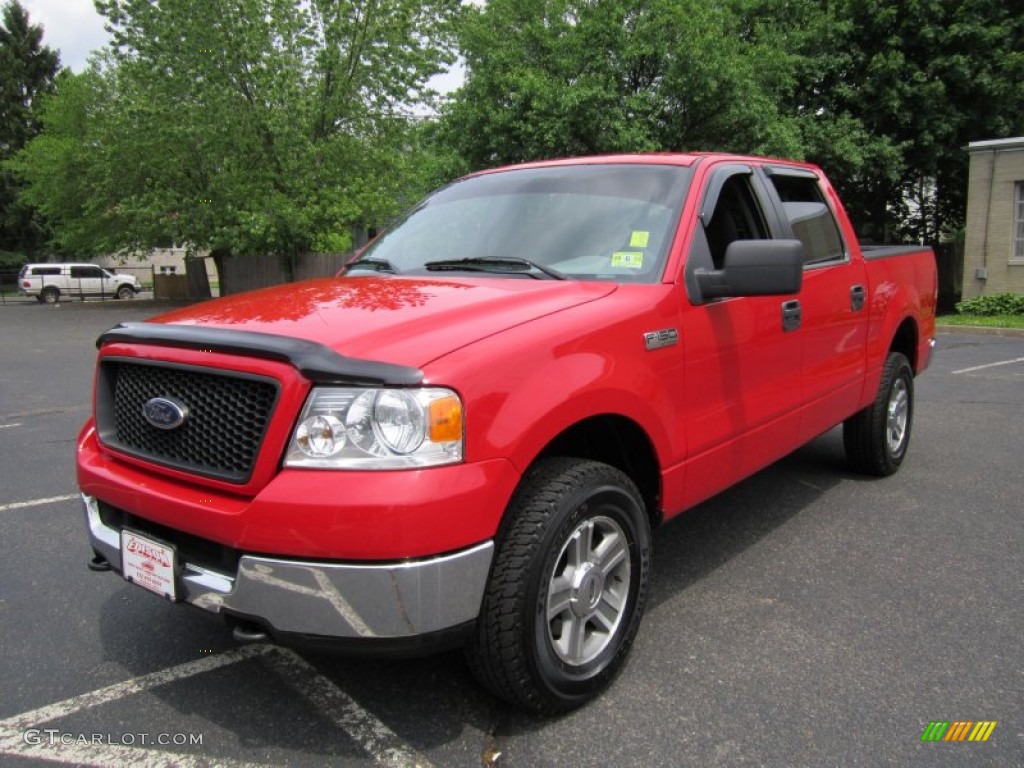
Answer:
[[678, 164, 806, 506]]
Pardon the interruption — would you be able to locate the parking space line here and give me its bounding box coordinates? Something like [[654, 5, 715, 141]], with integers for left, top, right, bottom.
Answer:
[[952, 356, 1024, 375], [0, 644, 275, 732], [0, 643, 431, 767], [267, 647, 433, 768], [0, 422, 21, 429], [2, 738, 272, 768], [0, 645, 276, 767], [0, 494, 78, 513]]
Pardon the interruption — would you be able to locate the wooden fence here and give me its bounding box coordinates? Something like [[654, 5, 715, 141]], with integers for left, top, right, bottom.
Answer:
[[218, 252, 350, 296]]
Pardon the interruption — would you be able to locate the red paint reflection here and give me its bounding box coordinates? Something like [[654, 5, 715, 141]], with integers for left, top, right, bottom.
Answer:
[[155, 277, 472, 325]]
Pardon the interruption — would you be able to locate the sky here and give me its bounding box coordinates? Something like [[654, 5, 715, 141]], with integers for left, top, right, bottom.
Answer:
[[21, 0, 109, 73], [18, 0, 464, 93]]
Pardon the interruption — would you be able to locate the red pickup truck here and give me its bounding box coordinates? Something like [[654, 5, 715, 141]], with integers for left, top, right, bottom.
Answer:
[[78, 153, 936, 713]]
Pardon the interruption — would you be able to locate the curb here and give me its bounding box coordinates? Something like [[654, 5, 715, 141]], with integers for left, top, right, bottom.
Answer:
[[935, 324, 1024, 338], [1, 297, 201, 310]]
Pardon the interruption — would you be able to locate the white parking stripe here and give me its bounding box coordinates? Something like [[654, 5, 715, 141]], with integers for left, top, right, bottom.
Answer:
[[0, 422, 22, 429], [1, 738, 272, 768], [0, 644, 432, 767], [952, 356, 1024, 375], [267, 648, 433, 768], [0, 645, 274, 732], [0, 494, 78, 513]]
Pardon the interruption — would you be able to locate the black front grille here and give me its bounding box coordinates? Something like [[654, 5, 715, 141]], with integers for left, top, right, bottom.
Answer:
[[97, 359, 280, 483]]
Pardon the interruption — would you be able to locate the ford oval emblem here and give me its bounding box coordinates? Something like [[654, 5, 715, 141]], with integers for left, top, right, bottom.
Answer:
[[142, 396, 189, 430]]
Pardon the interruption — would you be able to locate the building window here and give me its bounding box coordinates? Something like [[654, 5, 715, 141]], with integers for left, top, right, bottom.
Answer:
[[1015, 182, 1024, 261]]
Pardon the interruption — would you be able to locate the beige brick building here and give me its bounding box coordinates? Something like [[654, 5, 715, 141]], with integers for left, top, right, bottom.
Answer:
[[962, 137, 1024, 299]]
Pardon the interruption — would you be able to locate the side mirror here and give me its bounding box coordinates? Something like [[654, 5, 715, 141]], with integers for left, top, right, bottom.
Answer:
[[695, 239, 803, 300]]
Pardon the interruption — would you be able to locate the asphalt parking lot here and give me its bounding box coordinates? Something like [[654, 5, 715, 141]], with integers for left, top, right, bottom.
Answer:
[[1, 300, 1021, 767]]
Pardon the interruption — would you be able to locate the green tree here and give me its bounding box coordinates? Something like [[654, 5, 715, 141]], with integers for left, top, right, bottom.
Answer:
[[442, 0, 804, 171], [12, 0, 459, 292], [0, 0, 60, 259], [748, 0, 1024, 242], [442, 0, 1024, 245], [833, 0, 1024, 243]]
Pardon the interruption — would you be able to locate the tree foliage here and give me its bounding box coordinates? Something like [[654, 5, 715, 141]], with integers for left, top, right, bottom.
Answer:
[[11, 0, 459, 288], [442, 0, 804, 170], [0, 0, 60, 258], [10, 0, 1023, 268], [441, 0, 1024, 243], [827, 0, 1024, 242]]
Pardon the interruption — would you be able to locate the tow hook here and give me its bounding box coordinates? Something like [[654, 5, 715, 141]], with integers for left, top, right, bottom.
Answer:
[[231, 621, 269, 644], [88, 554, 112, 572]]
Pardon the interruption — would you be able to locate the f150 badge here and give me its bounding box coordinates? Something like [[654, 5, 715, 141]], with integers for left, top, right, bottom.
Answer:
[[644, 328, 679, 351], [142, 397, 189, 430]]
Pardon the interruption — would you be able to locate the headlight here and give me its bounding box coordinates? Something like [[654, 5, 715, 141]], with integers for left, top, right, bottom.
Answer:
[[284, 387, 463, 469]]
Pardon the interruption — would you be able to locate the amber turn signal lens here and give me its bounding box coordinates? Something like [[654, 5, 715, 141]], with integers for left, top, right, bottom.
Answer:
[[429, 395, 463, 443]]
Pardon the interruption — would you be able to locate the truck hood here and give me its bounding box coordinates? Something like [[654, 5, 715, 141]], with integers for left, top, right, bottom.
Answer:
[[151, 276, 617, 369]]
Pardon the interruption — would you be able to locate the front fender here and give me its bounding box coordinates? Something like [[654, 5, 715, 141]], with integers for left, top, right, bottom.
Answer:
[[481, 351, 676, 475]]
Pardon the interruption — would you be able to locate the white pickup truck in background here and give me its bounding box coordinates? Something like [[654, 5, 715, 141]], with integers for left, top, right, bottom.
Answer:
[[18, 263, 141, 303]]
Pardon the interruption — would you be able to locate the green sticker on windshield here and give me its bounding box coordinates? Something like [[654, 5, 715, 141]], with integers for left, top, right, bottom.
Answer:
[[630, 230, 650, 248], [611, 251, 644, 269]]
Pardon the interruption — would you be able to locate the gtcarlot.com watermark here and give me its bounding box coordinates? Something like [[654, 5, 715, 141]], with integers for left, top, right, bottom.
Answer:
[[23, 728, 203, 747]]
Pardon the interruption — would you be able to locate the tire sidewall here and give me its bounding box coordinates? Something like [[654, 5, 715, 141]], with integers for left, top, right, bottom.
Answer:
[[880, 354, 914, 470], [523, 476, 650, 704]]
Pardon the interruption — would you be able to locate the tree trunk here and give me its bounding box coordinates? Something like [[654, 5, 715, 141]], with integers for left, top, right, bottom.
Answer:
[[210, 247, 231, 297]]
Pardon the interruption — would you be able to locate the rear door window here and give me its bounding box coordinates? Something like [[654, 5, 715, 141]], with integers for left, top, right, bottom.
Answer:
[[768, 174, 846, 266], [70, 266, 104, 279]]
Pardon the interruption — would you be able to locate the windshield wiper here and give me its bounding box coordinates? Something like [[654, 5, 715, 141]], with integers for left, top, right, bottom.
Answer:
[[423, 256, 567, 280], [344, 257, 397, 274]]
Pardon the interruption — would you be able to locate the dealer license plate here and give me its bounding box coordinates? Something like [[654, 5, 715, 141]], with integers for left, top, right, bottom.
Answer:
[[121, 529, 177, 601]]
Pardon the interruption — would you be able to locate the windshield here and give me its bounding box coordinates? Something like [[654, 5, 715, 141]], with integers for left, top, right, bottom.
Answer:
[[357, 164, 691, 283]]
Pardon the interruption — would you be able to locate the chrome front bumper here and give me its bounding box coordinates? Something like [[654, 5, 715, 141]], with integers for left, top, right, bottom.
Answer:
[[83, 494, 493, 639]]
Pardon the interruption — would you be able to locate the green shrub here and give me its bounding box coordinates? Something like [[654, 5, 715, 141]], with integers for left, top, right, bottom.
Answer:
[[955, 293, 1024, 316]]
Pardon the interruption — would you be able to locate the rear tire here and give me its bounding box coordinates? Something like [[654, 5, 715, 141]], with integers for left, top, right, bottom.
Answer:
[[466, 458, 651, 715], [41, 287, 59, 304], [843, 351, 914, 476]]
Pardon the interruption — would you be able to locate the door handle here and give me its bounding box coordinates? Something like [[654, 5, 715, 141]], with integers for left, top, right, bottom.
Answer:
[[782, 300, 801, 332], [850, 285, 866, 312]]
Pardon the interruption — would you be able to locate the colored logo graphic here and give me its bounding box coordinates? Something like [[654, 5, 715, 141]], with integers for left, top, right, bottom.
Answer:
[[921, 721, 997, 742]]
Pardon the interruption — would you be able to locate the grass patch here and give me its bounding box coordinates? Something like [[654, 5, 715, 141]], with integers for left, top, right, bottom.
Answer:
[[937, 314, 1024, 329]]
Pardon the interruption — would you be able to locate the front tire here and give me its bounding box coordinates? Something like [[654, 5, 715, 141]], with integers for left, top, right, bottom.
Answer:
[[116, 284, 134, 300], [843, 351, 914, 476], [466, 458, 651, 715]]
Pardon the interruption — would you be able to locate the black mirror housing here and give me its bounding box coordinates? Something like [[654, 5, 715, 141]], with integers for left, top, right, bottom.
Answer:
[[695, 239, 803, 300]]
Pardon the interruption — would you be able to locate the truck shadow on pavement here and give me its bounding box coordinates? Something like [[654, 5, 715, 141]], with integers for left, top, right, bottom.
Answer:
[[646, 427, 853, 611]]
